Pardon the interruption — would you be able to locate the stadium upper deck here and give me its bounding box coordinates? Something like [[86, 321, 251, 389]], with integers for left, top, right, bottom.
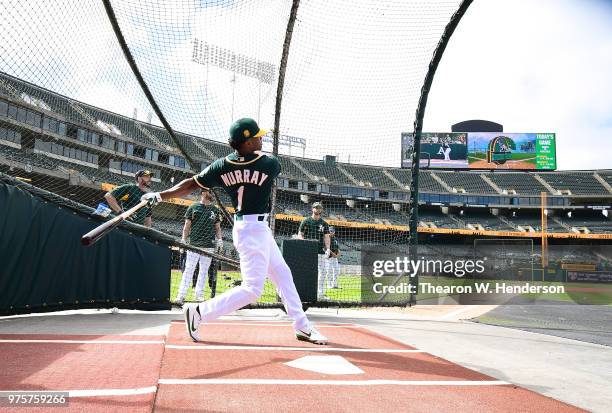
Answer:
[[1, 72, 610, 236]]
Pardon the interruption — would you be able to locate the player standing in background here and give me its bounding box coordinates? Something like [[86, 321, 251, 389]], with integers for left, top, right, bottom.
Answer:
[[297, 202, 331, 299], [437, 142, 451, 161], [326, 226, 340, 289], [174, 188, 223, 305], [207, 255, 220, 298], [104, 169, 153, 227], [142, 118, 327, 345]]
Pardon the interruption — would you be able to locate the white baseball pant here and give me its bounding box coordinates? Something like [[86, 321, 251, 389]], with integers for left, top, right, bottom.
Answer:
[[443, 147, 451, 161], [317, 253, 329, 298], [176, 248, 213, 300], [327, 256, 339, 288], [196, 215, 310, 332]]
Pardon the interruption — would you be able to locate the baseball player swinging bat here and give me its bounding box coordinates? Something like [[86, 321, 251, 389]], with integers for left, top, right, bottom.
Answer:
[[142, 118, 328, 345], [81, 199, 150, 246]]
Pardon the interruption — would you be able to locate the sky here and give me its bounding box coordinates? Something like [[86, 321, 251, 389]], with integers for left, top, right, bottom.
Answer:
[[426, 0, 612, 170], [1, 0, 611, 171], [108, 0, 453, 167]]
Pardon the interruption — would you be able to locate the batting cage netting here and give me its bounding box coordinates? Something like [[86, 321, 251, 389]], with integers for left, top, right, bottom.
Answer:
[[0, 0, 468, 310]]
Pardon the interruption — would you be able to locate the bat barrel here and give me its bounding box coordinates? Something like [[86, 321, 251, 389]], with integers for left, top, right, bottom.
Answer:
[[80, 216, 123, 246], [80, 199, 149, 246]]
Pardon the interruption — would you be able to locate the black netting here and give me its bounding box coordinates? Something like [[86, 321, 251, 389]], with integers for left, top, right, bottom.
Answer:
[[0, 0, 466, 307]]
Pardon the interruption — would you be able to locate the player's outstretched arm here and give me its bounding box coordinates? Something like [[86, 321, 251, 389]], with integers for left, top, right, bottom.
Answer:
[[104, 192, 122, 214], [324, 233, 331, 257], [160, 178, 200, 200], [182, 219, 192, 243], [142, 177, 199, 205], [214, 222, 223, 251], [297, 219, 306, 239]]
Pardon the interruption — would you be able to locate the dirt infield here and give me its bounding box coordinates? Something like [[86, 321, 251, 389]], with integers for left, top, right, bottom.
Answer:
[[154, 321, 584, 413], [468, 160, 536, 169], [0, 309, 609, 411]]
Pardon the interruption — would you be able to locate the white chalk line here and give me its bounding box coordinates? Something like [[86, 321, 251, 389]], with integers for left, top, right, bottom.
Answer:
[[158, 379, 509, 386], [165, 344, 423, 353], [1, 387, 158, 397], [0, 339, 164, 345], [169, 321, 362, 328]]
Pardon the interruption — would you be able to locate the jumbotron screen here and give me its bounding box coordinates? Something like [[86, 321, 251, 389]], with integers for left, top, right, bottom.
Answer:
[[401, 132, 556, 170]]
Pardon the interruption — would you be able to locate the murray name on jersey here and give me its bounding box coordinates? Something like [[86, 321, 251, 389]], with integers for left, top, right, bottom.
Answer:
[[193, 152, 281, 216], [219, 169, 270, 187]]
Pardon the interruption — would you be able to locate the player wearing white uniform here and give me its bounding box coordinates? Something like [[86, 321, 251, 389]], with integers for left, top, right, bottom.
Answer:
[[142, 118, 327, 345], [326, 226, 340, 289], [174, 189, 223, 304], [437, 142, 451, 161]]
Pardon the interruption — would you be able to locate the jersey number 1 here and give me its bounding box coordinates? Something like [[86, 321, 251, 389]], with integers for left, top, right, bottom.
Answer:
[[237, 185, 244, 212]]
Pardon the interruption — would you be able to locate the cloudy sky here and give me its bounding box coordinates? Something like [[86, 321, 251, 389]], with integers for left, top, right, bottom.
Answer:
[[1, 0, 610, 171], [426, 0, 612, 170], [102, 0, 612, 170]]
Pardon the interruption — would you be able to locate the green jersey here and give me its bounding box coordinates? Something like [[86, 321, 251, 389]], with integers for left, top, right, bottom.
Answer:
[[184, 203, 221, 248], [299, 216, 329, 254], [109, 184, 152, 225], [193, 152, 280, 216], [330, 237, 339, 254]]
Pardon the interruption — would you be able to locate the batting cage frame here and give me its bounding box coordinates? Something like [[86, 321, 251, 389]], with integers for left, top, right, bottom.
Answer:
[[0, 0, 475, 314], [407, 0, 474, 305]]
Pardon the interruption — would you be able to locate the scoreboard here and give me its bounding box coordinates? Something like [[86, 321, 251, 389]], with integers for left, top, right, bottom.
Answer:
[[402, 132, 556, 170]]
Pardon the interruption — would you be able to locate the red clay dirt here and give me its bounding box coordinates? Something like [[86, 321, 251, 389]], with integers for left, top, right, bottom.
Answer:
[[0, 334, 164, 413], [0, 324, 585, 413], [155, 321, 584, 413]]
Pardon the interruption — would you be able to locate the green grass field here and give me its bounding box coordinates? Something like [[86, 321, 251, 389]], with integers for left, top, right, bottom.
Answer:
[[521, 284, 612, 305], [170, 271, 612, 305], [170, 270, 279, 303], [170, 270, 364, 304], [414, 276, 612, 305]]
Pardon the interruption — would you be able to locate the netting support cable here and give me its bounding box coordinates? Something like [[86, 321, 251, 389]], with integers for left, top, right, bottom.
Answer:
[[102, 0, 196, 169], [212, 188, 234, 227], [103, 0, 238, 259], [269, 0, 300, 234], [408, 0, 473, 305]]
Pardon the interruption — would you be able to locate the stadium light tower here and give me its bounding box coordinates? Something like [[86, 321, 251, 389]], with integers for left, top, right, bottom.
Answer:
[[191, 38, 277, 126]]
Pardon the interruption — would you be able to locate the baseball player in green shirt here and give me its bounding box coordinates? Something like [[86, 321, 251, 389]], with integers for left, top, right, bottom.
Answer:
[[104, 169, 153, 227], [175, 189, 224, 304], [298, 202, 331, 299], [142, 118, 327, 345]]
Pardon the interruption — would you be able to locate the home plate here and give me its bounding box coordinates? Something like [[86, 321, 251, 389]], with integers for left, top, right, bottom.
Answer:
[[284, 355, 365, 375]]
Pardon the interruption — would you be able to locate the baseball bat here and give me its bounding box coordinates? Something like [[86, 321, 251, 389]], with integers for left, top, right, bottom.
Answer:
[[81, 199, 150, 246]]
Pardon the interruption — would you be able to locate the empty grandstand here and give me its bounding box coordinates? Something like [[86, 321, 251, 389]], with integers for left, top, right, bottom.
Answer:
[[1, 71, 611, 246]]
